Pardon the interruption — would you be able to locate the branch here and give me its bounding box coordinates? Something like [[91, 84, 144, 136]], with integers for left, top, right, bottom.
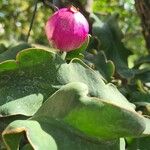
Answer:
[[26, 0, 38, 42], [43, 0, 58, 11], [135, 0, 150, 52]]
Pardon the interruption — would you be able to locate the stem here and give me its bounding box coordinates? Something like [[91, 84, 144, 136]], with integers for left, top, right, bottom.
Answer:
[[26, 0, 38, 42], [60, 51, 67, 60], [43, 0, 59, 12]]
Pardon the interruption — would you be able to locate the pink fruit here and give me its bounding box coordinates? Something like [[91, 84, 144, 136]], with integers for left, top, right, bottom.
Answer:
[[45, 6, 89, 52]]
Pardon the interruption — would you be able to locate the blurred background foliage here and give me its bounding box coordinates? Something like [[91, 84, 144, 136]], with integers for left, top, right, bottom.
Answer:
[[0, 0, 52, 45], [0, 0, 147, 56], [93, 0, 147, 56]]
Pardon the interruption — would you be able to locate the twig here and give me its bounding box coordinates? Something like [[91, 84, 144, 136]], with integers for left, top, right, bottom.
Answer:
[[26, 0, 38, 42], [60, 51, 67, 60], [43, 0, 58, 12]]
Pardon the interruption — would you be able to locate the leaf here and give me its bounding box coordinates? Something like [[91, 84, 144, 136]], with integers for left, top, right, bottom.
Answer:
[[0, 42, 32, 63], [85, 51, 115, 81], [91, 13, 134, 79], [66, 35, 90, 60], [134, 68, 150, 83], [86, 36, 99, 52], [127, 136, 150, 150], [0, 48, 61, 118], [2, 120, 120, 150], [134, 55, 150, 68], [56, 59, 135, 111], [1, 48, 143, 148], [34, 82, 145, 139], [0, 43, 7, 54], [126, 81, 150, 103], [142, 118, 150, 136], [0, 48, 135, 118], [0, 115, 28, 132], [22, 144, 33, 150], [0, 94, 43, 117], [126, 118, 150, 150], [3, 120, 57, 150], [2, 83, 145, 149], [0, 137, 6, 150], [135, 102, 150, 116]]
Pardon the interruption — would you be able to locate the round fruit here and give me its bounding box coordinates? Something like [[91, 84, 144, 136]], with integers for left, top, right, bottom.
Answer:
[[45, 6, 89, 52]]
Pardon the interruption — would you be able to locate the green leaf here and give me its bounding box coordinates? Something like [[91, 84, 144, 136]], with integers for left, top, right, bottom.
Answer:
[[1, 48, 145, 149], [91, 13, 134, 79], [86, 36, 99, 52], [131, 117, 150, 137], [142, 118, 150, 136], [85, 51, 115, 81], [22, 144, 33, 150], [30, 82, 145, 138], [66, 35, 90, 60], [126, 82, 150, 103], [0, 94, 43, 117], [0, 48, 60, 118], [3, 120, 57, 150], [0, 48, 135, 118], [0, 43, 7, 54], [0, 42, 32, 63], [127, 136, 150, 150], [56, 59, 135, 111], [131, 92, 150, 103], [2, 83, 145, 149], [2, 120, 120, 150], [134, 68, 150, 83], [0, 115, 28, 132], [134, 55, 150, 68], [135, 102, 150, 116]]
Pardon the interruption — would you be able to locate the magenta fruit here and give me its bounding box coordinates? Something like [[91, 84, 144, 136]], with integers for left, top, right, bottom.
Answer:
[[45, 6, 89, 52]]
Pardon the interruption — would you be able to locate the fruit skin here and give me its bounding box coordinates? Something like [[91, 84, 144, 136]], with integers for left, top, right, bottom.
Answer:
[[45, 7, 89, 52]]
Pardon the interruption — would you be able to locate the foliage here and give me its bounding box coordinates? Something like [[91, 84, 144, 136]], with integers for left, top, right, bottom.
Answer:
[[0, 0, 150, 150], [0, 0, 52, 45], [93, 0, 147, 56]]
